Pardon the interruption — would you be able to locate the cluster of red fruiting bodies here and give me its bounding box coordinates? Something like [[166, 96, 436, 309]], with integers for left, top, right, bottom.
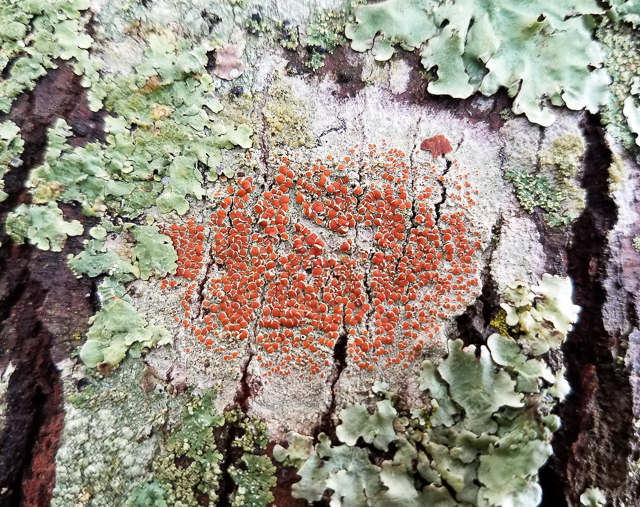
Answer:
[[158, 141, 484, 381]]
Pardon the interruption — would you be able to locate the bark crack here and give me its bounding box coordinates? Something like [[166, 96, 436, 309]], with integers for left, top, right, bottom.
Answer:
[[433, 158, 452, 223], [539, 114, 628, 507]]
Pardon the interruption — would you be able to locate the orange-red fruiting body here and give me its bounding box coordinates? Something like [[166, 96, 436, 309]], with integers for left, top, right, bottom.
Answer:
[[160, 144, 483, 380]]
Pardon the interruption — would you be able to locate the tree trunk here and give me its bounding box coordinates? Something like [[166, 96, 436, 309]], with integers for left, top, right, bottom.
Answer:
[[0, 2, 639, 507]]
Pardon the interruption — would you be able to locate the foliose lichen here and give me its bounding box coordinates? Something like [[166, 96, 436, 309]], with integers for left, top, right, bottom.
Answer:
[[228, 455, 277, 507], [126, 390, 276, 507], [25, 32, 253, 219], [67, 223, 141, 282], [224, 409, 270, 452], [125, 479, 168, 507], [580, 486, 606, 507], [345, 0, 609, 126], [500, 275, 581, 356], [55, 365, 277, 507], [1, 18, 257, 380], [0, 362, 15, 435], [0, 120, 24, 202], [5, 201, 83, 251], [274, 272, 576, 507], [145, 390, 225, 507], [68, 220, 179, 284], [79, 277, 172, 374], [304, 9, 348, 70], [0, 0, 101, 113], [277, 20, 299, 51], [598, 3, 640, 148]]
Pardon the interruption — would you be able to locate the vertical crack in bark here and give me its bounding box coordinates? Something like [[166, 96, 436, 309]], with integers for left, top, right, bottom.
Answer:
[[539, 114, 631, 507], [218, 316, 257, 507], [316, 328, 349, 438], [215, 407, 245, 507], [455, 215, 503, 349], [433, 158, 452, 223], [193, 234, 218, 321], [0, 280, 65, 507], [395, 116, 421, 276]]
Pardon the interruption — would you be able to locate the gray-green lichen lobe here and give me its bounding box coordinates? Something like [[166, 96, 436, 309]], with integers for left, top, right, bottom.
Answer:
[[273, 273, 577, 507]]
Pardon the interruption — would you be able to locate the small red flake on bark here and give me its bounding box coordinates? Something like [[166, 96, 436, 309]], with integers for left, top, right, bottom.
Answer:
[[420, 135, 452, 158]]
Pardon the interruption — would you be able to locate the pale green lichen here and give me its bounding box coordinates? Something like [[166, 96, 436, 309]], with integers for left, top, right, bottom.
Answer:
[[633, 235, 640, 252], [68, 222, 140, 281], [597, 4, 640, 148], [68, 222, 178, 283], [336, 400, 398, 451], [5, 201, 83, 251], [345, 0, 436, 62], [438, 339, 523, 435], [505, 169, 567, 214], [79, 277, 172, 373], [68, 238, 140, 282], [0, 0, 102, 113], [0, 120, 23, 202], [276, 273, 576, 507], [148, 390, 225, 507], [487, 334, 555, 393], [277, 21, 299, 50], [0, 362, 15, 436], [346, 0, 609, 126], [418, 360, 459, 427], [131, 225, 178, 280], [580, 487, 606, 507], [127, 391, 276, 507], [273, 431, 314, 467], [24, 33, 253, 218], [225, 409, 270, 452], [305, 9, 348, 70], [278, 352, 564, 507], [610, 0, 640, 26], [55, 367, 277, 507], [501, 275, 581, 356], [125, 479, 168, 507], [229, 455, 277, 507]]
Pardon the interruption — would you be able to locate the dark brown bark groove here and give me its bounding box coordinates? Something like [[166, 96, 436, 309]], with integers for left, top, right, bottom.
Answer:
[[0, 63, 102, 506]]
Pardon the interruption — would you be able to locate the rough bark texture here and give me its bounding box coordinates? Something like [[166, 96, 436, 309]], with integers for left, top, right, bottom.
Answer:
[[1, 5, 639, 507], [0, 63, 102, 505]]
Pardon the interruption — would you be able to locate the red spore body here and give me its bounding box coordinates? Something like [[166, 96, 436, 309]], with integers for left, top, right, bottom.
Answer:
[[161, 144, 483, 380], [420, 135, 453, 158]]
